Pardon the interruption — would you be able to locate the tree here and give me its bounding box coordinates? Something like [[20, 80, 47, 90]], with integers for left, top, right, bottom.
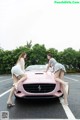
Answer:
[[26, 40, 32, 48], [58, 48, 78, 72], [30, 44, 47, 64], [47, 48, 58, 60], [76, 50, 80, 71], [0, 44, 80, 74]]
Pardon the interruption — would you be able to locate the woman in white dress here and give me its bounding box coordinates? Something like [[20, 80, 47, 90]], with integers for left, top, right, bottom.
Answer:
[[45, 53, 69, 105], [7, 52, 27, 107]]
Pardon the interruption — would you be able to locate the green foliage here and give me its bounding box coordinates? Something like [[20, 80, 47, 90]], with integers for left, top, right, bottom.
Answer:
[[47, 48, 58, 60], [30, 44, 47, 65], [0, 45, 80, 74], [26, 40, 32, 48], [58, 48, 79, 72]]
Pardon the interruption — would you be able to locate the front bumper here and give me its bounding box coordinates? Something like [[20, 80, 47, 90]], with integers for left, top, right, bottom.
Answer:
[[14, 91, 63, 99], [14, 82, 63, 99]]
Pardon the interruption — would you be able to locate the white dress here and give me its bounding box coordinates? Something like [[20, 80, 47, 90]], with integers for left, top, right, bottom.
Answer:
[[49, 58, 66, 73], [11, 58, 25, 77]]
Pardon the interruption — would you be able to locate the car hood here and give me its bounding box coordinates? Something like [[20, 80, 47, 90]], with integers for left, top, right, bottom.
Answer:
[[23, 71, 56, 84]]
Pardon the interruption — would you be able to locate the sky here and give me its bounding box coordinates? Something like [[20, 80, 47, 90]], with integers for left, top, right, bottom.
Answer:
[[0, 0, 80, 51]]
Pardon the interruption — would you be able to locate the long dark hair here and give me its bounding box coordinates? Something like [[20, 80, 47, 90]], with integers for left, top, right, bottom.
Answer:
[[47, 53, 53, 58]]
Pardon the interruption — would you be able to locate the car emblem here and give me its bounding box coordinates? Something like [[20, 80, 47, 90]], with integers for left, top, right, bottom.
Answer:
[[38, 85, 41, 91]]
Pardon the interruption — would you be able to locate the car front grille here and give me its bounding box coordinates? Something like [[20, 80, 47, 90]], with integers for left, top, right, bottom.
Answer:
[[23, 83, 56, 93]]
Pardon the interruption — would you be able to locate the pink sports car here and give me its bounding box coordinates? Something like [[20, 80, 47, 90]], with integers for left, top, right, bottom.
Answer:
[[14, 65, 63, 99]]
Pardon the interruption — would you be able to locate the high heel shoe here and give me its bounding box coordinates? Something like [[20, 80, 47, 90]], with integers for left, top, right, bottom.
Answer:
[[7, 103, 15, 108]]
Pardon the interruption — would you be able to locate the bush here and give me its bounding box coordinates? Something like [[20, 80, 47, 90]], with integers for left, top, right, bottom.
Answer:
[[0, 45, 80, 74]]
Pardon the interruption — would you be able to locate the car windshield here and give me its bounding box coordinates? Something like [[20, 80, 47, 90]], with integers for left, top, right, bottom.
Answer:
[[26, 65, 47, 71]]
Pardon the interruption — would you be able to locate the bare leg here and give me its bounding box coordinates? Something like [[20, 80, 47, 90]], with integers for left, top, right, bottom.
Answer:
[[59, 70, 64, 92], [7, 75, 18, 106], [59, 71, 68, 105], [18, 74, 27, 83], [14, 74, 27, 89], [54, 70, 68, 105], [54, 71, 67, 85], [7, 87, 15, 106]]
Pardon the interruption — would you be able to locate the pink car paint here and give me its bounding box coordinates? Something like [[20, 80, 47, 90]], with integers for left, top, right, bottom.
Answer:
[[14, 69, 63, 99]]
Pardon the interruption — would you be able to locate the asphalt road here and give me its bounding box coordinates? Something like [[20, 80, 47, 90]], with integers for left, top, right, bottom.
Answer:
[[0, 74, 80, 120]]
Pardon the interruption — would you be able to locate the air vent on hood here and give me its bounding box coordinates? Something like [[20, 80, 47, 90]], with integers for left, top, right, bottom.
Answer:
[[35, 73, 44, 74]]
